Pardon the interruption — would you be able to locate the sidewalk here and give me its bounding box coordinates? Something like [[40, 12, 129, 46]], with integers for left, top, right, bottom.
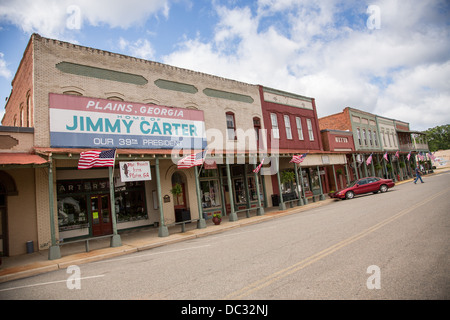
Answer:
[[0, 197, 335, 283], [1, 168, 446, 284]]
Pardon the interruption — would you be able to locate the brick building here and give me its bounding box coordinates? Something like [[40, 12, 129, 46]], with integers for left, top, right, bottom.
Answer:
[[1, 34, 270, 258]]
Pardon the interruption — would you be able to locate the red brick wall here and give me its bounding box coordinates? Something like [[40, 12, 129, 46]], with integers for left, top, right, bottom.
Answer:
[[2, 37, 34, 127], [259, 86, 322, 152], [318, 107, 351, 131]]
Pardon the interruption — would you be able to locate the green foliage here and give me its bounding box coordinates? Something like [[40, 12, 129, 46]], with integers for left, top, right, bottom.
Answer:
[[170, 183, 182, 195], [281, 170, 295, 184], [424, 124, 450, 152]]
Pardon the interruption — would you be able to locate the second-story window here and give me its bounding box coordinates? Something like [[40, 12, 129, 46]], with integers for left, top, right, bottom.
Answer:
[[295, 117, 304, 140], [270, 113, 279, 139], [253, 117, 261, 142], [357, 128, 361, 145], [373, 131, 378, 146], [362, 129, 367, 145], [284, 115, 292, 139], [306, 118, 314, 141], [226, 112, 236, 140]]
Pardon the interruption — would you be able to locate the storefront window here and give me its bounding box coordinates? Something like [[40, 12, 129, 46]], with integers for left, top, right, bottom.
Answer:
[[57, 179, 148, 231], [57, 195, 88, 231], [200, 180, 221, 208], [115, 181, 147, 222], [233, 178, 246, 204]]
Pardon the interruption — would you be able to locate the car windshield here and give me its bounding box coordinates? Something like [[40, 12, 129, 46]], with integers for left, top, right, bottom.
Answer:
[[347, 180, 359, 187]]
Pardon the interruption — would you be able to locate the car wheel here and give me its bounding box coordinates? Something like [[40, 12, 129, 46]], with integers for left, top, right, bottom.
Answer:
[[345, 191, 354, 199], [380, 184, 388, 193]]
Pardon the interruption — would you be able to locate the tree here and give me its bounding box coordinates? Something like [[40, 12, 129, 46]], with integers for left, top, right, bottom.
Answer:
[[424, 124, 450, 152]]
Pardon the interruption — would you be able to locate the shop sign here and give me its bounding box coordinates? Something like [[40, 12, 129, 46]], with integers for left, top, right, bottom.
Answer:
[[57, 179, 109, 195], [49, 93, 207, 149], [119, 161, 152, 182]]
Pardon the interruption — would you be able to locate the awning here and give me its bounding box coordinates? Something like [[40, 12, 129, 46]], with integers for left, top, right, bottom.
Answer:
[[0, 153, 48, 166]]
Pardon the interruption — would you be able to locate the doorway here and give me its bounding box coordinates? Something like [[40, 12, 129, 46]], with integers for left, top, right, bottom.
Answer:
[[172, 172, 190, 222], [90, 194, 112, 236], [0, 194, 7, 257]]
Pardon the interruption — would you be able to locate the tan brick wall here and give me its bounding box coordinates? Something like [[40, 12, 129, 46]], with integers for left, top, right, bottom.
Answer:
[[32, 34, 264, 151]]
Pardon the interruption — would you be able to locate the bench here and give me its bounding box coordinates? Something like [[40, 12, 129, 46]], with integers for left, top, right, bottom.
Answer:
[[58, 234, 115, 252], [167, 219, 198, 233]]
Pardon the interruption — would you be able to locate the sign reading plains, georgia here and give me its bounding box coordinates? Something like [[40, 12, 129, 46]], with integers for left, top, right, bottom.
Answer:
[[49, 93, 206, 149]]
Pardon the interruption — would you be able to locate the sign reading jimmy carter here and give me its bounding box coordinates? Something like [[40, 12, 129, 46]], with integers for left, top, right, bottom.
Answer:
[[49, 93, 206, 149]]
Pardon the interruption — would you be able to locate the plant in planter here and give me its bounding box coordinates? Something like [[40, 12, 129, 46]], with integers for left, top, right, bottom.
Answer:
[[212, 213, 222, 225], [170, 183, 183, 205]]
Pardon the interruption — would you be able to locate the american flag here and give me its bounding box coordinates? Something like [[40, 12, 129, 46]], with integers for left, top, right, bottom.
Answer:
[[290, 153, 308, 164], [383, 152, 388, 161], [177, 150, 207, 169], [395, 151, 399, 158], [78, 149, 116, 169], [366, 153, 373, 166], [253, 158, 265, 173], [407, 151, 411, 161]]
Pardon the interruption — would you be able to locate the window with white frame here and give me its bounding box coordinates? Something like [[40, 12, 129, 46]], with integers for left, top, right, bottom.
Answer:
[[226, 112, 236, 140], [306, 119, 314, 141], [284, 115, 292, 139], [295, 117, 304, 140], [270, 113, 279, 139]]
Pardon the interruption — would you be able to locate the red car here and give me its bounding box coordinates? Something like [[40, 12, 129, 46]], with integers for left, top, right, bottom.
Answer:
[[329, 177, 395, 200]]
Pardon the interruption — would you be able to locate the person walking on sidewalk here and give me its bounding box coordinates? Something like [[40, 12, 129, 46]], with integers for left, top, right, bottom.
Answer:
[[414, 165, 424, 184]]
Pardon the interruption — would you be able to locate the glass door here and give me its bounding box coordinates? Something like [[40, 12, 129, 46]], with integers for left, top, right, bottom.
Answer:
[[90, 195, 112, 236]]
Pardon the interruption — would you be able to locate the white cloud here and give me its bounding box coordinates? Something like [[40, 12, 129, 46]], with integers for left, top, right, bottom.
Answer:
[[0, 0, 170, 38], [0, 52, 12, 79], [119, 37, 155, 60], [163, 0, 450, 131]]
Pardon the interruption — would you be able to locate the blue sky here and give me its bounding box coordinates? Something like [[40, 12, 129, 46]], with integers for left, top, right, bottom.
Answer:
[[0, 0, 449, 131]]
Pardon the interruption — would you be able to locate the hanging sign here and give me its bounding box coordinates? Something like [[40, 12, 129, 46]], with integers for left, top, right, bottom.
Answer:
[[49, 93, 206, 149], [119, 161, 152, 182]]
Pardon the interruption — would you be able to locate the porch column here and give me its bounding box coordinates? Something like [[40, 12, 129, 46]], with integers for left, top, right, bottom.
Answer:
[[363, 155, 368, 177], [218, 165, 227, 217], [332, 164, 338, 192], [276, 157, 286, 210], [243, 164, 251, 218], [294, 163, 304, 206], [299, 166, 308, 205], [155, 158, 169, 237], [48, 159, 61, 260], [382, 154, 388, 179], [317, 166, 326, 200], [109, 166, 122, 247], [194, 165, 207, 228], [352, 154, 359, 179], [226, 162, 238, 221], [345, 162, 350, 185], [253, 163, 265, 215]]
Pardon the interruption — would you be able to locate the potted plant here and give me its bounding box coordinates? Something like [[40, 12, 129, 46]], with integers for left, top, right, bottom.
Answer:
[[212, 213, 222, 225], [170, 183, 182, 205]]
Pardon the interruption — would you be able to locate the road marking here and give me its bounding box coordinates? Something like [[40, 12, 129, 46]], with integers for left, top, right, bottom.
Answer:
[[210, 226, 277, 239], [224, 187, 450, 299], [92, 244, 211, 264], [0, 275, 105, 293]]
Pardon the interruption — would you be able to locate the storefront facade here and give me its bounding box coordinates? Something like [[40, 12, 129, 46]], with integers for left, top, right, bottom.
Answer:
[[2, 34, 273, 256]]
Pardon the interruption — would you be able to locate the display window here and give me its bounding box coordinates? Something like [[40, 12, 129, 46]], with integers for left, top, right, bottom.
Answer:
[[57, 179, 148, 235], [199, 168, 221, 209]]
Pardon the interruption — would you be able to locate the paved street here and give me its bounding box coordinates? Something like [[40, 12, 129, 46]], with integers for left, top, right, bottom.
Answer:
[[1, 171, 449, 301]]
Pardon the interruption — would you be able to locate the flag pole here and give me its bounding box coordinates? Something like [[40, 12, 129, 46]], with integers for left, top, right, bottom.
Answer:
[[109, 149, 121, 247]]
